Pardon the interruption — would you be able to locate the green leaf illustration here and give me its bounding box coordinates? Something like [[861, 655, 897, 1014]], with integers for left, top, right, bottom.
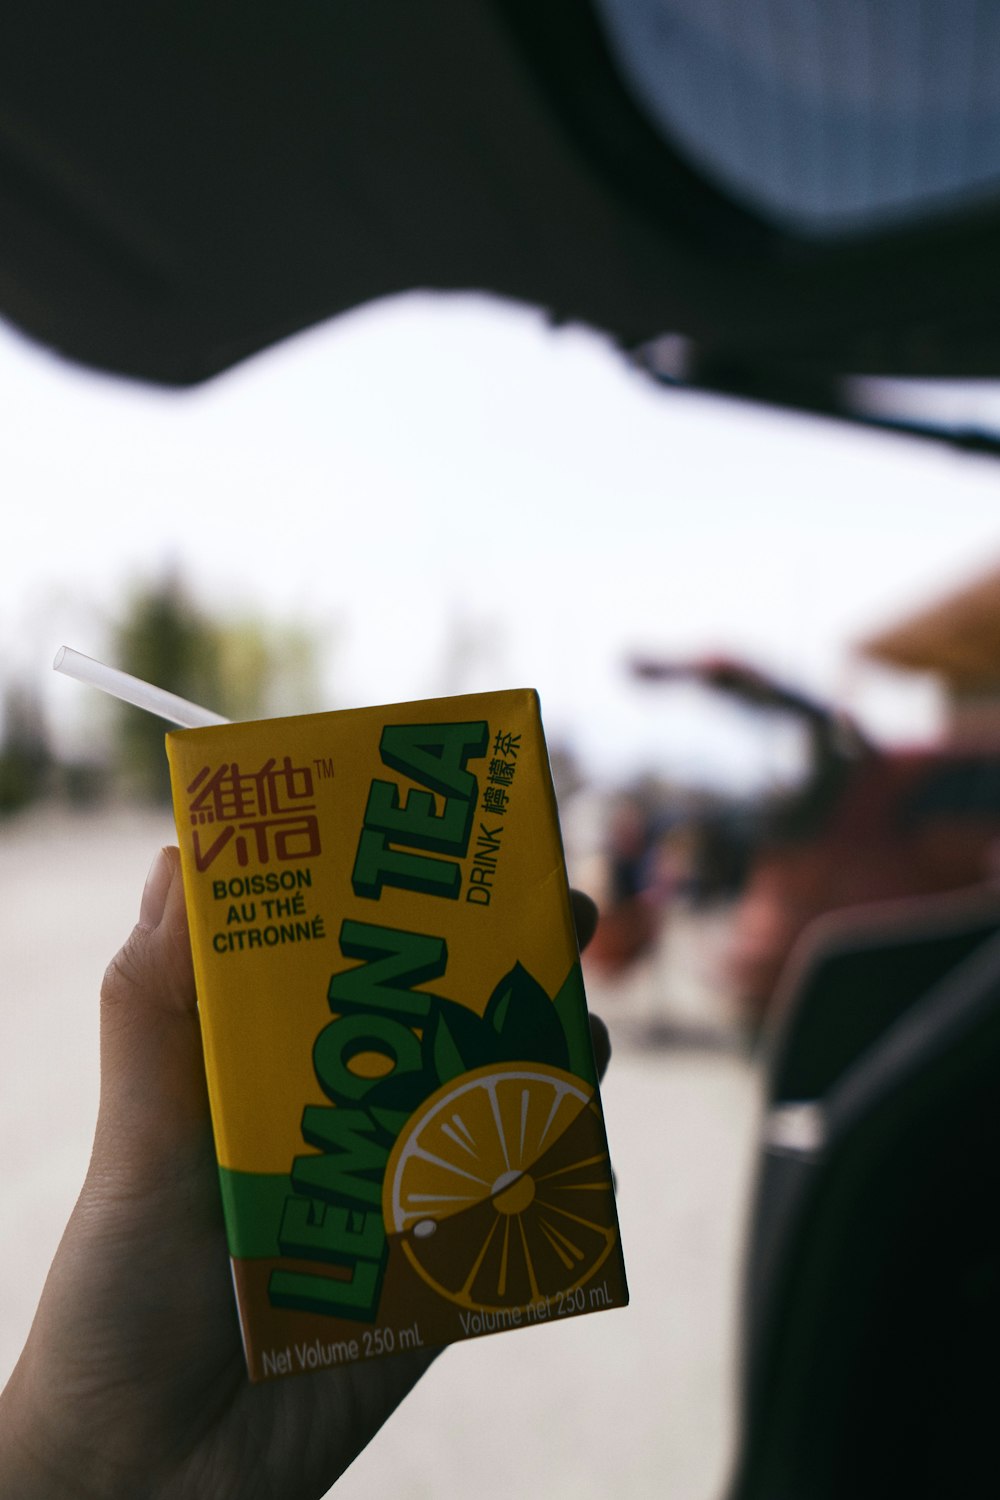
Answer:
[[422, 998, 496, 1083], [484, 962, 570, 1071], [363, 1066, 436, 1115], [430, 1006, 468, 1085], [553, 962, 597, 1086], [368, 1105, 412, 1138]]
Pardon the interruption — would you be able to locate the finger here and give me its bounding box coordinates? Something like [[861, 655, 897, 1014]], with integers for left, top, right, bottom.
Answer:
[[93, 847, 208, 1177], [570, 888, 599, 952], [588, 1012, 611, 1082], [571, 892, 608, 1079]]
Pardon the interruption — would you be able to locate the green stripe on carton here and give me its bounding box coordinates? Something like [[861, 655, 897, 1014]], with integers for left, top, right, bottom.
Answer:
[[218, 1168, 290, 1259]]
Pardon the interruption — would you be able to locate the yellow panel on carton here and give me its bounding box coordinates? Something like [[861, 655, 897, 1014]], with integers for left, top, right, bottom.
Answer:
[[166, 690, 576, 1176]]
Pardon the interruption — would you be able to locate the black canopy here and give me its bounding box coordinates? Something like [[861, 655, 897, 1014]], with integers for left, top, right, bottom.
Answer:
[[4, 0, 1000, 393]]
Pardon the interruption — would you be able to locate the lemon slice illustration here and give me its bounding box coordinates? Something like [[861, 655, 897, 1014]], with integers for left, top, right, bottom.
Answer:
[[383, 1062, 618, 1311]]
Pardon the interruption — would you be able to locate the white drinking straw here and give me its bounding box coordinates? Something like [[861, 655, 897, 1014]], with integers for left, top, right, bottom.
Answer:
[[53, 646, 230, 729]]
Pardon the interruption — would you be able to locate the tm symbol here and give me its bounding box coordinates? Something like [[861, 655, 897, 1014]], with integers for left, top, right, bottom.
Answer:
[[313, 757, 335, 780]]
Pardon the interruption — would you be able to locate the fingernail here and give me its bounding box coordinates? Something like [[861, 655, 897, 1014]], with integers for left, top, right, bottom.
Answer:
[[139, 848, 173, 930]]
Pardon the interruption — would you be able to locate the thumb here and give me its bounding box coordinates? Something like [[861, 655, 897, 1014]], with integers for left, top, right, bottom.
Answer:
[[92, 846, 209, 1184]]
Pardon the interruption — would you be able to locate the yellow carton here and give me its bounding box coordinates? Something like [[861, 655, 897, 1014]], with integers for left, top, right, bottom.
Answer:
[[166, 689, 627, 1381]]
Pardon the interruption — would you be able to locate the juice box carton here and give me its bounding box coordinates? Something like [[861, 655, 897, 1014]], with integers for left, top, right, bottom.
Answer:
[[165, 688, 627, 1381]]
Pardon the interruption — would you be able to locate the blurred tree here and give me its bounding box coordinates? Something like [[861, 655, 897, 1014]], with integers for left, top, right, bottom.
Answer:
[[215, 616, 322, 723], [113, 573, 225, 803], [112, 573, 322, 803], [0, 684, 52, 815]]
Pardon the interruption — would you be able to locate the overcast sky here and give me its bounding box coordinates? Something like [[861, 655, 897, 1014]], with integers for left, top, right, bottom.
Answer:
[[4, 290, 1000, 788]]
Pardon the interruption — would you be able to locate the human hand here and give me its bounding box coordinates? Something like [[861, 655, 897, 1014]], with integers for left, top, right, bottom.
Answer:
[[0, 849, 605, 1500]]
